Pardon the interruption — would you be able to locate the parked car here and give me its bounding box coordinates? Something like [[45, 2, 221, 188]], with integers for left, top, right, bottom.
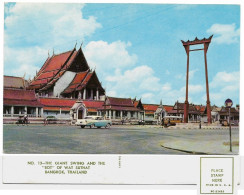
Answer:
[[44, 115, 57, 124], [75, 116, 112, 129]]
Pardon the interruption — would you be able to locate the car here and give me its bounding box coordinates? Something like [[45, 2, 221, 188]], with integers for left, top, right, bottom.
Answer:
[[44, 115, 58, 124], [75, 116, 112, 129]]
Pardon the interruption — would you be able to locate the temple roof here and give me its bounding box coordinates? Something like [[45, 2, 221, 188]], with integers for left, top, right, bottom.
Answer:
[[28, 47, 90, 91], [143, 104, 159, 112], [39, 97, 77, 108], [40, 98, 104, 112], [106, 97, 134, 107], [4, 89, 43, 107], [4, 75, 28, 89], [99, 97, 140, 111], [163, 105, 174, 112], [61, 70, 104, 94]]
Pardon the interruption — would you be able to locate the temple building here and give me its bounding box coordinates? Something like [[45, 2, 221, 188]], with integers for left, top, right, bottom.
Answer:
[[154, 101, 173, 124], [3, 76, 43, 123], [143, 104, 159, 120], [98, 97, 144, 121], [28, 46, 105, 100], [167, 101, 200, 122]]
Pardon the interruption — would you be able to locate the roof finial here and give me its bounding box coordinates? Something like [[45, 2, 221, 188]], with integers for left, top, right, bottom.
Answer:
[[160, 99, 162, 106], [74, 40, 77, 49], [53, 48, 55, 56], [48, 50, 50, 58], [80, 41, 83, 48], [23, 72, 26, 79]]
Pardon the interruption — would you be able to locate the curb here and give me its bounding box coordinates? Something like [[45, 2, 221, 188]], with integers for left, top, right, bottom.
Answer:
[[160, 145, 234, 155]]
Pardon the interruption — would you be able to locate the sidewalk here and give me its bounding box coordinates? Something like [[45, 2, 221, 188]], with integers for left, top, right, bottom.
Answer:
[[161, 139, 239, 155]]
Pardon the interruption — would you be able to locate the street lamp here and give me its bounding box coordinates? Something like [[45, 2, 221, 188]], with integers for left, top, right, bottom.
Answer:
[[225, 99, 233, 152]]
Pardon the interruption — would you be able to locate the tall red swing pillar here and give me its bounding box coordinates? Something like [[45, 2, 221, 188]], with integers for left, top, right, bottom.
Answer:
[[181, 35, 213, 124]]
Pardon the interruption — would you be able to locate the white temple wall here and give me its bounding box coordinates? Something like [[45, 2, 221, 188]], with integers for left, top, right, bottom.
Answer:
[[53, 71, 76, 97]]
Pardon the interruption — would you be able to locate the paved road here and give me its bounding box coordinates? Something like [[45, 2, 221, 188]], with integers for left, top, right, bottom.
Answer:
[[3, 125, 239, 154]]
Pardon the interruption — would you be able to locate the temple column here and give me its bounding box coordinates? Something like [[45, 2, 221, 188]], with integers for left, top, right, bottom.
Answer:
[[78, 91, 81, 99], [96, 89, 99, 100], [11, 106, 14, 117], [36, 107, 38, 117], [138, 112, 141, 119], [83, 88, 86, 100], [109, 110, 112, 119], [91, 89, 94, 100], [25, 106, 27, 114], [41, 108, 44, 117], [127, 111, 131, 119], [113, 110, 116, 119], [120, 111, 123, 119]]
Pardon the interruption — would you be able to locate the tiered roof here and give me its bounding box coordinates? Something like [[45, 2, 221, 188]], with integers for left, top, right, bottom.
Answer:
[[61, 71, 104, 94], [4, 89, 42, 107], [28, 47, 90, 91]]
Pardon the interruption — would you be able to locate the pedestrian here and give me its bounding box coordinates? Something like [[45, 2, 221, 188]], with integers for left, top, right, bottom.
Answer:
[[199, 121, 201, 129], [44, 117, 48, 126], [23, 114, 28, 126]]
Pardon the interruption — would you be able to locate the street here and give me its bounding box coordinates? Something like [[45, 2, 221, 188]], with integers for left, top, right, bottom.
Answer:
[[3, 124, 239, 154]]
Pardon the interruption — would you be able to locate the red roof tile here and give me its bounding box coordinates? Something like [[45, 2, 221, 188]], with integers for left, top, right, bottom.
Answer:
[[107, 97, 134, 107], [83, 100, 104, 109], [39, 98, 76, 107], [29, 49, 77, 90], [4, 89, 37, 101], [62, 71, 89, 94], [164, 106, 173, 112], [44, 51, 74, 72], [143, 104, 159, 111], [3, 89, 42, 107]]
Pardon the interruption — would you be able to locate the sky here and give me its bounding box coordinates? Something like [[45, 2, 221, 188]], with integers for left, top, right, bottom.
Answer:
[[4, 3, 240, 106]]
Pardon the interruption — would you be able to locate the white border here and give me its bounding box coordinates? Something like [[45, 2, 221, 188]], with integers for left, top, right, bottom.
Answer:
[[1, 0, 243, 194]]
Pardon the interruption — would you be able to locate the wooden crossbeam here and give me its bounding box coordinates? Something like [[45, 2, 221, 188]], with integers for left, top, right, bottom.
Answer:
[[189, 48, 204, 52]]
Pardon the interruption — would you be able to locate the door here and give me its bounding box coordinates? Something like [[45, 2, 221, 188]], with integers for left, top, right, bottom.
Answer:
[[78, 110, 83, 119]]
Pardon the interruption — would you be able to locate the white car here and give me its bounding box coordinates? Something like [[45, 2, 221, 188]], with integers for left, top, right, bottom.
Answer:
[[75, 116, 112, 129]]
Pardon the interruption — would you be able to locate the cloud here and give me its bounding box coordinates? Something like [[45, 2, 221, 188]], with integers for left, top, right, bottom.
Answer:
[[4, 3, 101, 48], [180, 84, 204, 94], [105, 65, 162, 98], [4, 46, 47, 79], [84, 40, 137, 74], [210, 71, 239, 88], [208, 71, 239, 106], [207, 23, 240, 44], [162, 83, 171, 91], [189, 69, 198, 80], [4, 3, 102, 78], [141, 93, 155, 103]]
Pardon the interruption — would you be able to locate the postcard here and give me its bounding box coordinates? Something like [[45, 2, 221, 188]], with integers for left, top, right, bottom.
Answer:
[[1, 1, 243, 194]]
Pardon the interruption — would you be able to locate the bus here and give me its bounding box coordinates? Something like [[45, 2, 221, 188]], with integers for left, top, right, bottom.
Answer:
[[162, 116, 183, 126]]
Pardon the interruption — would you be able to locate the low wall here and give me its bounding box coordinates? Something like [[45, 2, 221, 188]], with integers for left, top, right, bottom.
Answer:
[[3, 117, 71, 125]]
